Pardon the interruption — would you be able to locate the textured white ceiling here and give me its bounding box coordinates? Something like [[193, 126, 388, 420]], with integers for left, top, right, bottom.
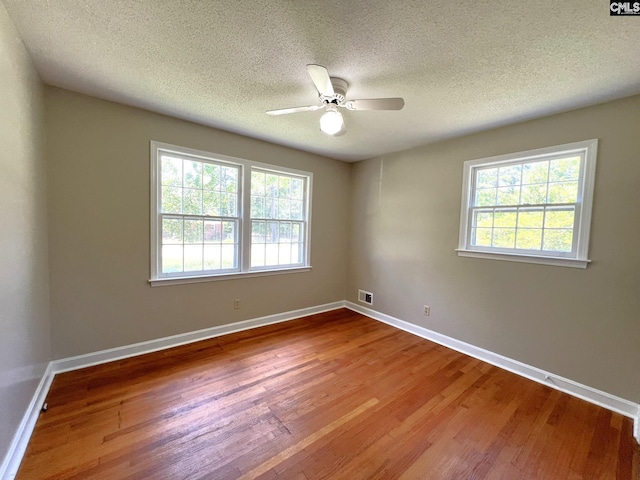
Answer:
[[3, 0, 640, 161]]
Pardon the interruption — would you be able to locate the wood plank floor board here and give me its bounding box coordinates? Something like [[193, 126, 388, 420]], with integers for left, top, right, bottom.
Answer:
[[16, 308, 639, 479]]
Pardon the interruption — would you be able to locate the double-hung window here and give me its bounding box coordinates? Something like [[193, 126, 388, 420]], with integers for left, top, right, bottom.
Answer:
[[150, 141, 311, 285], [457, 139, 597, 268]]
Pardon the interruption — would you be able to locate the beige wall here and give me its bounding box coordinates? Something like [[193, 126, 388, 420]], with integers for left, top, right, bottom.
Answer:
[[45, 87, 350, 359], [348, 95, 640, 403], [0, 3, 50, 463]]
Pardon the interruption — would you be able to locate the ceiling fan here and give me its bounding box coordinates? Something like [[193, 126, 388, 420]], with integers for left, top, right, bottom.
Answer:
[[266, 64, 405, 136]]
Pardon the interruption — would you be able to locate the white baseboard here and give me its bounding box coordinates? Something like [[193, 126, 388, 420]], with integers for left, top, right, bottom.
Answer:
[[345, 301, 640, 442], [3, 299, 638, 480], [0, 364, 55, 480], [51, 301, 345, 374]]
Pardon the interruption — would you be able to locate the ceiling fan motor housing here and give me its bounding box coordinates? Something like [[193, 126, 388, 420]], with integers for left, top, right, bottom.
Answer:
[[320, 77, 348, 105]]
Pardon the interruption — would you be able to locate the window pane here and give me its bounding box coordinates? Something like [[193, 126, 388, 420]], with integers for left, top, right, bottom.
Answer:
[[162, 245, 183, 273], [184, 219, 203, 244], [209, 165, 222, 190], [498, 165, 521, 186], [544, 208, 575, 229], [252, 171, 266, 196], [475, 188, 496, 207], [162, 218, 182, 244], [473, 210, 493, 228], [543, 229, 573, 252], [221, 193, 237, 217], [520, 184, 547, 205], [183, 161, 202, 188], [279, 176, 291, 197], [250, 221, 265, 268], [496, 186, 520, 206], [278, 198, 291, 220], [266, 174, 278, 197], [221, 244, 236, 268], [291, 178, 304, 199], [266, 221, 279, 242], [494, 210, 517, 228], [279, 244, 292, 264], [184, 245, 203, 271], [290, 200, 304, 220], [252, 220, 265, 242], [161, 156, 182, 186], [493, 228, 516, 248], [265, 244, 279, 266], [472, 228, 492, 247], [204, 220, 222, 243], [264, 197, 276, 217], [517, 209, 543, 228], [161, 186, 182, 214], [476, 168, 497, 189], [183, 188, 202, 215], [223, 167, 238, 193], [222, 221, 236, 242], [203, 191, 220, 216], [202, 163, 219, 190], [251, 196, 264, 218], [251, 243, 265, 267], [522, 161, 548, 185], [516, 229, 542, 250], [278, 222, 290, 241], [549, 156, 580, 182], [204, 245, 221, 270], [547, 182, 578, 204]]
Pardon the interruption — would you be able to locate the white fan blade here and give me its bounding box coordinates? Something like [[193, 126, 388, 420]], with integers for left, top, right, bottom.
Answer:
[[344, 98, 405, 111], [306, 64, 334, 97], [266, 105, 322, 116]]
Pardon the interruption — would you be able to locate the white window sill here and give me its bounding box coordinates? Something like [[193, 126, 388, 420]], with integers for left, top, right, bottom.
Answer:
[[149, 266, 312, 287], [456, 249, 590, 268]]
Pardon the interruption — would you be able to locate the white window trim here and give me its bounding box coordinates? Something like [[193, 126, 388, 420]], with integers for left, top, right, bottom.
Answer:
[[149, 141, 312, 286], [456, 139, 598, 268]]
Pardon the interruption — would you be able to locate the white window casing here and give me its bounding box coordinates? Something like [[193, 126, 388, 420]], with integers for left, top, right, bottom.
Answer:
[[150, 141, 312, 286], [457, 139, 598, 268]]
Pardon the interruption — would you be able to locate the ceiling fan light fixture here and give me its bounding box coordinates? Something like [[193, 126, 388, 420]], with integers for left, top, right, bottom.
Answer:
[[266, 65, 404, 136], [319, 105, 344, 135]]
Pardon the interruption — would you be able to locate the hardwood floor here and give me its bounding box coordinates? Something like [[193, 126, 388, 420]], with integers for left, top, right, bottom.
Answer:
[[18, 309, 638, 479]]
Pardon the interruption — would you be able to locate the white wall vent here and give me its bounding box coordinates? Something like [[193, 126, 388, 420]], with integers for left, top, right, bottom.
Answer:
[[358, 289, 373, 305]]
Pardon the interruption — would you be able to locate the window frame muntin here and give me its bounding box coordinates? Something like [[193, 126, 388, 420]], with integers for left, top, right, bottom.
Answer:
[[150, 141, 312, 285], [457, 139, 597, 268]]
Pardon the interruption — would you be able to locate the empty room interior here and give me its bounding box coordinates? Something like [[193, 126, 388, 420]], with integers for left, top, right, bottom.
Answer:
[[1, 1, 639, 478]]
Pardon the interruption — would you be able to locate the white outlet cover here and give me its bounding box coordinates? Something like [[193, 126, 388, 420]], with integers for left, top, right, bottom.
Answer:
[[358, 289, 373, 305]]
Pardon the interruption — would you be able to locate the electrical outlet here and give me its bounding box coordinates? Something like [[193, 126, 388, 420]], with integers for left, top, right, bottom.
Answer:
[[234, 299, 240, 309], [423, 305, 430, 316], [358, 289, 373, 305]]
